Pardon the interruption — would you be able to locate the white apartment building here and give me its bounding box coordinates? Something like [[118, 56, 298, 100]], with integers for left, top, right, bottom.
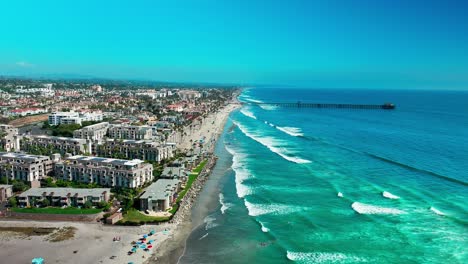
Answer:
[[48, 111, 80, 126], [54, 155, 153, 188]]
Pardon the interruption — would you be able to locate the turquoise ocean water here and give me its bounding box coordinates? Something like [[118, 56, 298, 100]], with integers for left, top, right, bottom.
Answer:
[[180, 88, 468, 264]]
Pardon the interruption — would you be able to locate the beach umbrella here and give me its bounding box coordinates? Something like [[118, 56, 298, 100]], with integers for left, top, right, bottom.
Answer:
[[143, 234, 148, 238], [140, 245, 146, 249], [148, 245, 153, 249], [131, 248, 137, 253]]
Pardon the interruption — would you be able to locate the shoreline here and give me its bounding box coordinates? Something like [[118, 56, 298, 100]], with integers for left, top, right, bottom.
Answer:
[[146, 94, 241, 263]]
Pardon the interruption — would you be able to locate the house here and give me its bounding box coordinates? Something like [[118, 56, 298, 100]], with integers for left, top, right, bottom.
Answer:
[[139, 179, 181, 212], [17, 187, 110, 207]]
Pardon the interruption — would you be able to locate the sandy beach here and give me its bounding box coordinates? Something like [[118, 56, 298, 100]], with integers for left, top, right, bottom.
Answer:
[[0, 220, 177, 264]]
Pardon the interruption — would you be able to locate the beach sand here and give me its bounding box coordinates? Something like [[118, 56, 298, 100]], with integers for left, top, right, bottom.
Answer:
[[0, 220, 176, 264], [146, 96, 241, 263]]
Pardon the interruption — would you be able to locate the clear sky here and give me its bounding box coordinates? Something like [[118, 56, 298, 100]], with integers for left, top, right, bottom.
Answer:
[[1, 0, 467, 89]]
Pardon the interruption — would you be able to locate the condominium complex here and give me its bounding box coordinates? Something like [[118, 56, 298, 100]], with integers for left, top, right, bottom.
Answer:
[[0, 152, 53, 182], [54, 155, 153, 188], [107, 124, 153, 140], [48, 111, 103, 126], [95, 139, 174, 162], [0, 124, 19, 152], [20, 135, 90, 155], [17, 187, 110, 207], [48, 111, 80, 126], [73, 122, 109, 141], [140, 179, 180, 211]]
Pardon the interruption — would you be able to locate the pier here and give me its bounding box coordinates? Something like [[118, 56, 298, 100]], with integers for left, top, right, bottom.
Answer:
[[236, 102, 396, 110]]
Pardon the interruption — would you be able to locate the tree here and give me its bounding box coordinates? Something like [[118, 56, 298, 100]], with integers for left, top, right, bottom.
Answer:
[[98, 201, 110, 211], [83, 200, 93, 209], [12, 181, 28, 192], [8, 197, 17, 208], [41, 198, 50, 207]]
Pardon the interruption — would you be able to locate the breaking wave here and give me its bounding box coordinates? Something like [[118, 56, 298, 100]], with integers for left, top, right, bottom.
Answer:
[[240, 108, 257, 120], [382, 191, 400, 199], [198, 233, 209, 240], [430, 207, 445, 216], [204, 215, 219, 230], [225, 145, 253, 198], [219, 193, 234, 214], [286, 251, 368, 263], [337, 192, 344, 198], [351, 202, 405, 215], [276, 126, 304, 137], [244, 200, 304, 217], [234, 121, 311, 164], [259, 104, 278, 111]]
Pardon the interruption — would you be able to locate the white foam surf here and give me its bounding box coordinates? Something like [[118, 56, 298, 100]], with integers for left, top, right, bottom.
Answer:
[[204, 215, 219, 230], [259, 104, 278, 110], [286, 251, 368, 263], [244, 200, 303, 217], [240, 108, 257, 120], [259, 221, 270, 233], [245, 98, 263, 104], [430, 206, 445, 216], [351, 202, 405, 215], [225, 145, 253, 198], [219, 193, 234, 214], [337, 192, 344, 198], [234, 121, 311, 164], [276, 126, 304, 137], [198, 233, 209, 240], [382, 191, 400, 199]]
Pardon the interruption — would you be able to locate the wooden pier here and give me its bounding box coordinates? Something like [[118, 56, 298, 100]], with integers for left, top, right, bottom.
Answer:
[[239, 102, 395, 110]]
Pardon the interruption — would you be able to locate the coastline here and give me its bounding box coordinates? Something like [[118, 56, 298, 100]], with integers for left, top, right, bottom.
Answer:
[[144, 92, 241, 264], [146, 94, 241, 263]]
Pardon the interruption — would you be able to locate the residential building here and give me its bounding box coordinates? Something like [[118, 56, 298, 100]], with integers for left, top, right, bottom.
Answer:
[[0, 184, 13, 202], [107, 124, 153, 140], [21, 135, 90, 155], [0, 124, 19, 152], [80, 111, 103, 122], [178, 90, 202, 100], [54, 155, 153, 188], [95, 139, 173, 162], [73, 122, 109, 141], [7, 108, 47, 117], [17, 187, 110, 207], [48, 111, 80, 126], [160, 166, 188, 180], [140, 179, 181, 211], [0, 152, 53, 182]]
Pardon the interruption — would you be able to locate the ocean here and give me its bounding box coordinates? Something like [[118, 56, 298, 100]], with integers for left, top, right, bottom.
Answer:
[[179, 88, 468, 264]]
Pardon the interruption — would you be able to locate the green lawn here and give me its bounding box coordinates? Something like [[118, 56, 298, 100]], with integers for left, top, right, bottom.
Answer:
[[119, 209, 169, 223], [12, 207, 102, 215], [176, 159, 208, 203]]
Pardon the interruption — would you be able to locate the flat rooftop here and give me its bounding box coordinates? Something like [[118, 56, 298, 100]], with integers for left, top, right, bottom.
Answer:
[[66, 155, 145, 166], [0, 152, 50, 160], [19, 187, 111, 197], [140, 179, 180, 200]]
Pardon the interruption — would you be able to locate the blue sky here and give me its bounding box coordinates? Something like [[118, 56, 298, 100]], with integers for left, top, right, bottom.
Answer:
[[1, 0, 467, 89]]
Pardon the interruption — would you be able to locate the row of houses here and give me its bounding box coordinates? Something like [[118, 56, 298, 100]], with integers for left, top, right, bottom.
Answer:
[[17, 187, 110, 207], [0, 152, 153, 188]]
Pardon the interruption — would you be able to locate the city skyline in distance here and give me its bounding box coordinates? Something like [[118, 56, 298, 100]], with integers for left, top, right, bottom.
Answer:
[[1, 0, 468, 90]]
